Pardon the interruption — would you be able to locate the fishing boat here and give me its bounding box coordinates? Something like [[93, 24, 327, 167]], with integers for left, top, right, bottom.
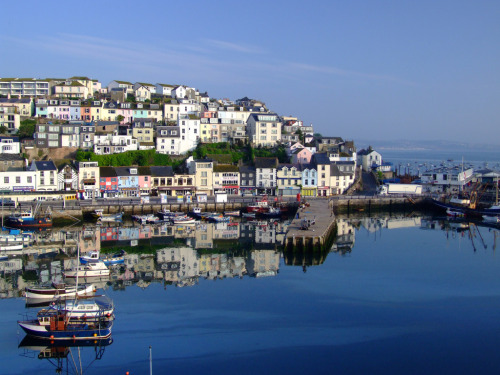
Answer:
[[246, 198, 269, 213], [25, 283, 96, 300], [242, 212, 256, 218], [64, 261, 110, 278], [94, 209, 123, 222], [6, 204, 52, 228], [18, 310, 113, 340], [224, 210, 240, 217]]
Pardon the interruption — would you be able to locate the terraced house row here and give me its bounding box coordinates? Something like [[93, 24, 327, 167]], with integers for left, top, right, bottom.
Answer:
[[0, 76, 360, 197]]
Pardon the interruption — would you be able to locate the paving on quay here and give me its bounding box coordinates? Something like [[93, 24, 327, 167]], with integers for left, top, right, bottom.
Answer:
[[285, 198, 336, 248]]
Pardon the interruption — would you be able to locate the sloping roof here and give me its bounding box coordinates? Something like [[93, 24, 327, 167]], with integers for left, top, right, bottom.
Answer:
[[113, 80, 133, 85], [33, 160, 57, 171], [99, 167, 117, 178], [150, 166, 174, 177], [330, 164, 348, 177], [254, 157, 278, 169], [312, 153, 330, 165], [239, 165, 256, 173], [0, 154, 23, 162], [214, 165, 239, 173]]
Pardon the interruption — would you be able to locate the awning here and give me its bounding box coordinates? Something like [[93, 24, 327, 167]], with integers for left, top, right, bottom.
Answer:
[[83, 179, 96, 184], [223, 185, 239, 189]]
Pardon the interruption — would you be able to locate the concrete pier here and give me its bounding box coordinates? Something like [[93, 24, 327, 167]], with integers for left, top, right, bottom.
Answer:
[[285, 199, 336, 249]]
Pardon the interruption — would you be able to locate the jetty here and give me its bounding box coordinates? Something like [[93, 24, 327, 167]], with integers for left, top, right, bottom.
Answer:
[[284, 199, 336, 249]]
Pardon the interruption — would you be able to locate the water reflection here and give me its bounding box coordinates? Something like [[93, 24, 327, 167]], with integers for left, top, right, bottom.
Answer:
[[19, 336, 112, 374], [2, 215, 500, 299]]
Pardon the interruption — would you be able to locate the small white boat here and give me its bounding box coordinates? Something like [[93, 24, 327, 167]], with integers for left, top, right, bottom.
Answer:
[[224, 210, 240, 217], [64, 261, 110, 278], [37, 298, 114, 325], [94, 209, 123, 222], [0, 242, 24, 252], [483, 215, 500, 223], [172, 216, 197, 225], [25, 283, 96, 300]]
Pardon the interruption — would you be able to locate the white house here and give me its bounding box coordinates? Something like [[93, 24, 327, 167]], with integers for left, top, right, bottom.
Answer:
[[94, 131, 138, 155], [177, 114, 200, 154], [156, 126, 181, 155], [0, 136, 20, 154], [155, 83, 175, 96], [29, 160, 58, 191], [255, 157, 278, 195], [357, 147, 382, 172], [0, 170, 36, 192]]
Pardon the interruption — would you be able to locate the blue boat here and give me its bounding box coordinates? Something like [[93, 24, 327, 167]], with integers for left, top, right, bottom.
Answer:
[[6, 204, 52, 228], [80, 250, 125, 266], [18, 312, 113, 340]]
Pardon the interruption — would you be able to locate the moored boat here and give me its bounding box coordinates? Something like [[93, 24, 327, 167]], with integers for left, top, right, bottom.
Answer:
[[18, 311, 113, 340], [25, 283, 96, 300], [6, 204, 52, 228], [224, 210, 240, 217], [64, 261, 110, 278], [95, 209, 123, 222]]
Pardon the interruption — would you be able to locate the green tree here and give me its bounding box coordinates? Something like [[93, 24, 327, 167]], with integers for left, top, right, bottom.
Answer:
[[0, 125, 7, 134], [18, 119, 37, 139], [117, 115, 125, 122]]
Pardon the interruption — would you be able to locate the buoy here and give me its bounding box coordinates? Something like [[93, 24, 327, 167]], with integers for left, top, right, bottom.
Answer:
[[94, 333, 97, 337], [50, 335, 54, 339], [72, 335, 76, 340], [106, 313, 111, 317]]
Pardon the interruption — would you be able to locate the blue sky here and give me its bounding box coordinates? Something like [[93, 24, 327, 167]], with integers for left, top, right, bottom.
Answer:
[[1, 0, 499, 145]]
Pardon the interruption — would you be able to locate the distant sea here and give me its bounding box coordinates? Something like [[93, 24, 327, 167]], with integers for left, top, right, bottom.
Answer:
[[378, 148, 500, 176]]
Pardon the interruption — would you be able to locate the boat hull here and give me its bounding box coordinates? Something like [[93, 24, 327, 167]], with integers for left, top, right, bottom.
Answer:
[[18, 320, 112, 340], [25, 284, 95, 300]]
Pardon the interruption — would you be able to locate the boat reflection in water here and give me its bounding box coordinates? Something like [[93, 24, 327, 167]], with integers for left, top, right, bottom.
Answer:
[[19, 335, 112, 374]]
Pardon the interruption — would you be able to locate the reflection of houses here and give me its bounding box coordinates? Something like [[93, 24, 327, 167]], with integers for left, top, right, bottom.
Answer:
[[194, 223, 214, 249], [136, 254, 155, 283], [331, 218, 355, 255], [254, 223, 276, 244], [248, 250, 280, 277], [124, 253, 139, 270], [212, 222, 239, 240]]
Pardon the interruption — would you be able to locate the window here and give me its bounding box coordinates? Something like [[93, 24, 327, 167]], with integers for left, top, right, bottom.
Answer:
[[3, 177, 8, 183], [27, 176, 32, 183], [16, 176, 20, 184]]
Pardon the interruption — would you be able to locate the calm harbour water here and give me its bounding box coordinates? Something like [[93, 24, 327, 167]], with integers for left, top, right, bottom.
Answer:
[[2, 215, 500, 374]]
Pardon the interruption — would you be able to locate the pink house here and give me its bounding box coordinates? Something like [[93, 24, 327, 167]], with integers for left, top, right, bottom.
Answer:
[[291, 147, 313, 165], [138, 172, 152, 195]]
